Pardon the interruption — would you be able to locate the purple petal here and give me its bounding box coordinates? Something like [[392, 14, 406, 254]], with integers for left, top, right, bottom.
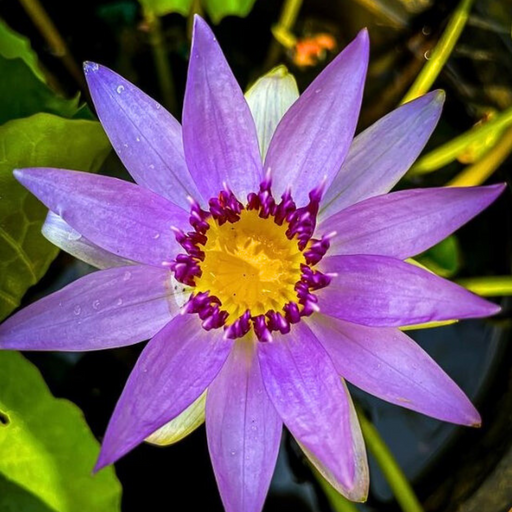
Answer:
[[258, 322, 368, 500], [0, 265, 181, 351], [182, 16, 262, 201], [318, 255, 500, 327], [264, 30, 369, 206], [207, 339, 282, 512], [84, 62, 200, 209], [320, 185, 505, 259], [96, 314, 233, 470], [42, 211, 135, 269], [320, 90, 444, 219], [309, 315, 481, 426], [14, 168, 190, 267]]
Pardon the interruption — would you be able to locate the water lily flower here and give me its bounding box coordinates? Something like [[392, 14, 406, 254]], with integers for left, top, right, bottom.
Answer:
[[0, 15, 504, 511]]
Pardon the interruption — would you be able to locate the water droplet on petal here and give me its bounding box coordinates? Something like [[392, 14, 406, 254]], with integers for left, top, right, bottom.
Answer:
[[92, 300, 100, 310], [230, 451, 236, 456], [315, 88, 322, 93], [73, 305, 81, 315], [116, 298, 123, 306], [116, 85, 125, 94], [153, 233, 161, 240], [123, 271, 132, 281], [136, 137, 141, 142], [149, 164, 155, 169]]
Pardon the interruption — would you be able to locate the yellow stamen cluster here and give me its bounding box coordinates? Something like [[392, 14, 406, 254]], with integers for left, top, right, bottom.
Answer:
[[194, 209, 305, 321]]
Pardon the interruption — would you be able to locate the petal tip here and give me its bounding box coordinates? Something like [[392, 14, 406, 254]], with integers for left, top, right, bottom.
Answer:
[[94, 448, 115, 473], [192, 13, 211, 38], [83, 61, 100, 75], [433, 89, 446, 104], [493, 182, 507, 195], [354, 28, 370, 53]]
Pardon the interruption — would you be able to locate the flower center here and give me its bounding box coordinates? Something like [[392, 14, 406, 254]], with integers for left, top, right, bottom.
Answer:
[[195, 209, 304, 320], [171, 181, 332, 341]]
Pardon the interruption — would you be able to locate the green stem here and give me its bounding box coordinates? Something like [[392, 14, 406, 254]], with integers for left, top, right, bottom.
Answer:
[[408, 104, 512, 175], [312, 467, 359, 512], [264, 0, 304, 68], [187, 0, 203, 41], [357, 409, 424, 512], [401, 0, 475, 104], [447, 126, 512, 186], [278, 0, 303, 30], [145, 11, 177, 114], [18, 0, 84, 89], [456, 276, 512, 296]]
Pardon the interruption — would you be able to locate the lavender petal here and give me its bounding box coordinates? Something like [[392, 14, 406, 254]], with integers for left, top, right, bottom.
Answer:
[[318, 255, 500, 327], [95, 314, 233, 470], [321, 185, 505, 259], [258, 322, 369, 500], [14, 168, 190, 267], [309, 315, 481, 426], [264, 30, 369, 206], [183, 16, 262, 201], [320, 90, 444, 219], [0, 265, 181, 351], [207, 338, 282, 512], [84, 62, 200, 209]]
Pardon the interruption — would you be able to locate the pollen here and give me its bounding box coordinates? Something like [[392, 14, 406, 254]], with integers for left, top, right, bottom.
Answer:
[[194, 209, 305, 321]]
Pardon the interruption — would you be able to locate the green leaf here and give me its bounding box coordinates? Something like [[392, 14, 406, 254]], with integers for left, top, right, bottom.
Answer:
[[204, 0, 257, 23], [0, 57, 81, 124], [0, 113, 111, 321], [416, 235, 461, 278], [137, 0, 257, 20], [0, 18, 45, 82], [138, 0, 193, 16], [0, 351, 122, 512]]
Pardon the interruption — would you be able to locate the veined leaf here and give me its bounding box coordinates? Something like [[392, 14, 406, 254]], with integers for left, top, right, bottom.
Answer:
[[0, 351, 122, 512], [0, 113, 111, 321]]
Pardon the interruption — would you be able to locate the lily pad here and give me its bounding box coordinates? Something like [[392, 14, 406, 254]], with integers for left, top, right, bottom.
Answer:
[[0, 114, 111, 321], [0, 351, 121, 512]]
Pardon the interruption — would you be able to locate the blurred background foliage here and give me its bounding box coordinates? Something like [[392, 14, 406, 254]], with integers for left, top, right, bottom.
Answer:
[[0, 0, 510, 511]]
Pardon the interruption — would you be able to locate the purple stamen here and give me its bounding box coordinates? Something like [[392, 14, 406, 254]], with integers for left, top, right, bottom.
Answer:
[[171, 179, 332, 341]]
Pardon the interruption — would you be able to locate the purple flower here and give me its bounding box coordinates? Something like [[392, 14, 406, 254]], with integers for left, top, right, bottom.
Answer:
[[0, 15, 504, 510]]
